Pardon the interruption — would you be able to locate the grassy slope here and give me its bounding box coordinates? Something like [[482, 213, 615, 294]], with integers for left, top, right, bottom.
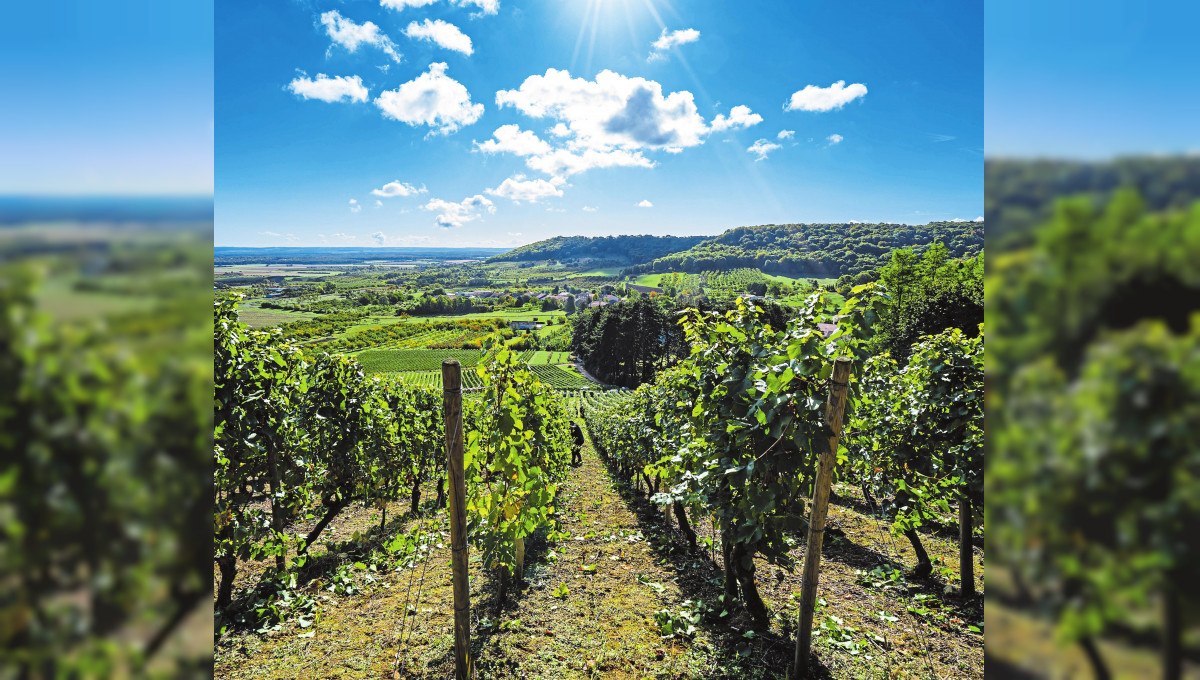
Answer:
[[215, 426, 983, 680], [33, 277, 158, 321], [575, 267, 623, 277], [235, 304, 321, 328]]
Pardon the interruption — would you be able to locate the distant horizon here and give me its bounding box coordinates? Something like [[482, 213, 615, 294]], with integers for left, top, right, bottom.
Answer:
[[212, 216, 983, 249], [0, 195, 214, 225]]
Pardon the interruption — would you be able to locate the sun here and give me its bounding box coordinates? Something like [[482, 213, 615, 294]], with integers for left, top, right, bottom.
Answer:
[[569, 0, 667, 73]]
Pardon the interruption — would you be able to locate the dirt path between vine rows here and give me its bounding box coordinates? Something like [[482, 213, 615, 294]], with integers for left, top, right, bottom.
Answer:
[[215, 432, 713, 679], [216, 426, 984, 679]]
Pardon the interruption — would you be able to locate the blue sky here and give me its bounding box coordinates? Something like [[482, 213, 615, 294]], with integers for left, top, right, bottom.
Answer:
[[0, 2, 213, 195], [987, 0, 1200, 159], [217, 0, 982, 247]]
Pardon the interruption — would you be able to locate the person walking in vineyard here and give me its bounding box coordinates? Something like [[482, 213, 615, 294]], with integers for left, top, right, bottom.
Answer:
[[570, 421, 584, 466]]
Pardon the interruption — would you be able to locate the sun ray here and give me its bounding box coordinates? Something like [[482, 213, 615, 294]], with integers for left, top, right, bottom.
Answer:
[[570, 0, 594, 72], [585, 0, 603, 74]]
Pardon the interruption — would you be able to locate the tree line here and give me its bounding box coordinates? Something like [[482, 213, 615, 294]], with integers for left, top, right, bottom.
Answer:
[[621, 221, 982, 279], [488, 234, 708, 266]]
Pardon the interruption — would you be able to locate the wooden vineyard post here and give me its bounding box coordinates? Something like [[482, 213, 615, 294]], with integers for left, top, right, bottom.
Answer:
[[442, 359, 471, 680], [792, 356, 852, 680], [959, 487, 975, 598]]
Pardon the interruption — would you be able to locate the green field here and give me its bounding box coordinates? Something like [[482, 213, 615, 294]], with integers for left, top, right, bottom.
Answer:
[[234, 305, 322, 328], [778, 291, 845, 308], [355, 348, 482, 373], [392, 308, 567, 324], [760, 272, 837, 286], [33, 278, 158, 322], [631, 273, 667, 286], [526, 350, 572, 364], [528, 364, 598, 389], [574, 267, 622, 277]]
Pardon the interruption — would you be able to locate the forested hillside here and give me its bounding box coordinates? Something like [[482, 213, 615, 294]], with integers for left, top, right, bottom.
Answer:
[[621, 221, 983, 279], [486, 235, 707, 265], [986, 156, 1200, 249]]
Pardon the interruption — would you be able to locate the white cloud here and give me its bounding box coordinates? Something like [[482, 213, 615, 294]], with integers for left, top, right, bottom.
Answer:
[[371, 231, 386, 245], [973, 216, 984, 222], [485, 174, 563, 204], [287, 73, 368, 103], [582, 205, 598, 212], [378, 64, 390, 73], [507, 231, 522, 237], [524, 148, 654, 178], [473, 124, 551, 156], [349, 198, 362, 213], [636, 199, 653, 208], [827, 133, 843, 145], [403, 19, 473, 56], [371, 180, 427, 197], [777, 129, 795, 140], [648, 27, 699, 61], [381, 0, 438, 9], [375, 62, 484, 135], [709, 105, 762, 132], [747, 138, 782, 161], [496, 68, 709, 154], [331, 232, 356, 240], [320, 10, 401, 63], [784, 80, 867, 112], [423, 194, 496, 228], [375, 200, 383, 207], [491, 68, 758, 181], [380, 0, 498, 17], [260, 231, 282, 237]]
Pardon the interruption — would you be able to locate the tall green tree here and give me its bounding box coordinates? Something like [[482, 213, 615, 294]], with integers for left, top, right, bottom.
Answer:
[[873, 243, 983, 364]]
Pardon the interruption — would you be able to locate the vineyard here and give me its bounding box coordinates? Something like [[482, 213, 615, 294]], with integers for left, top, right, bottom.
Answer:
[[393, 326, 492, 349], [349, 347, 594, 392], [214, 287, 985, 679], [355, 348, 483, 373], [528, 364, 598, 390], [702, 267, 772, 294]]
